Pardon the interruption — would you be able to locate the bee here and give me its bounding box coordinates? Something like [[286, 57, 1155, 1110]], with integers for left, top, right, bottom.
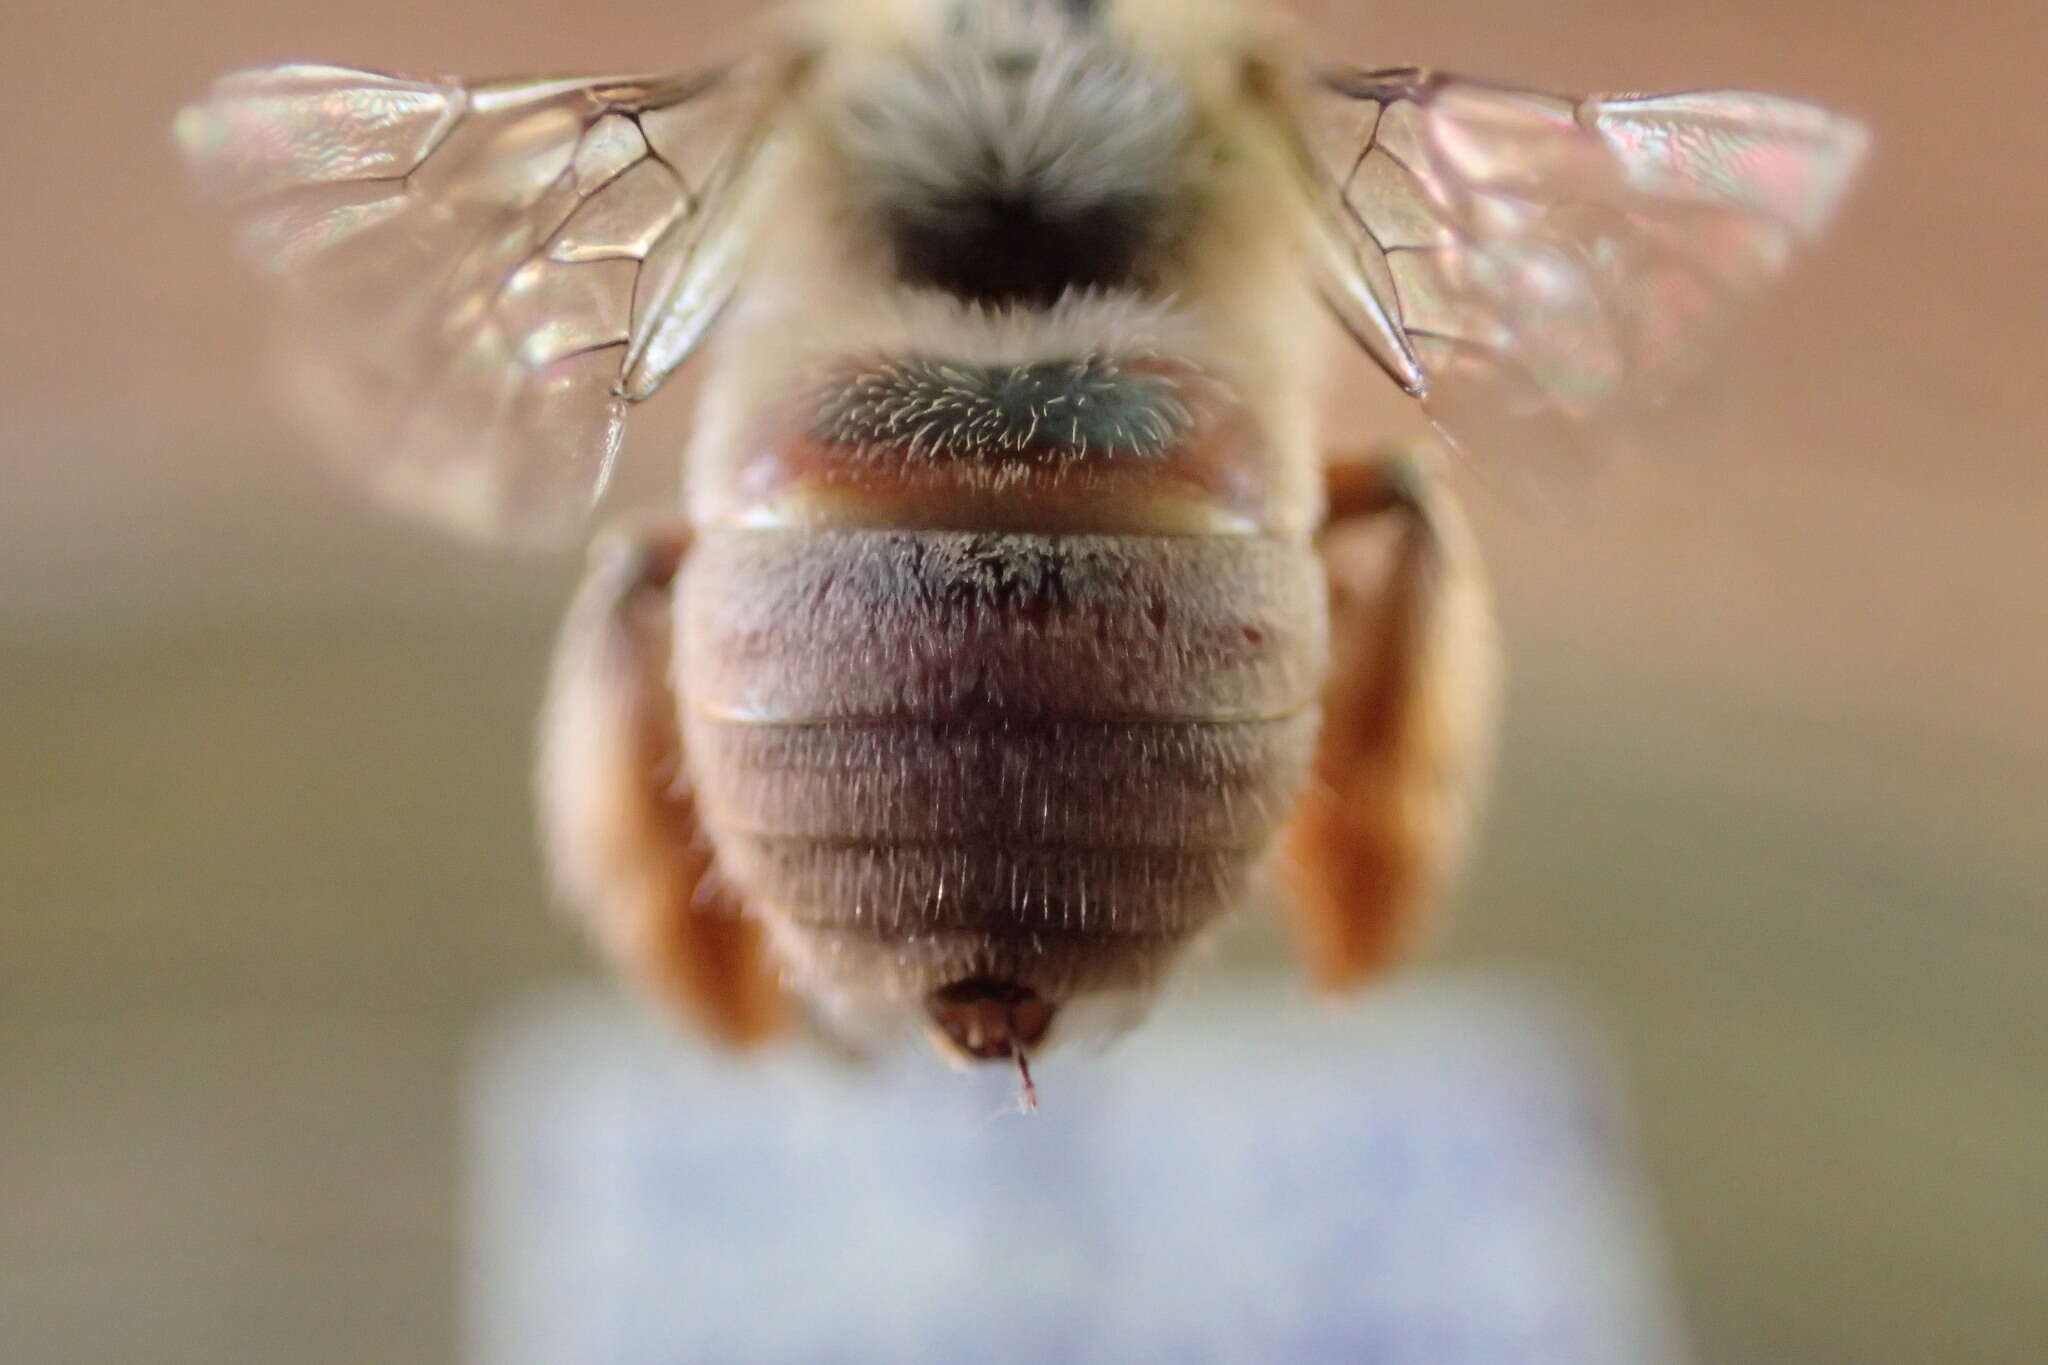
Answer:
[[175, 0, 1866, 1087]]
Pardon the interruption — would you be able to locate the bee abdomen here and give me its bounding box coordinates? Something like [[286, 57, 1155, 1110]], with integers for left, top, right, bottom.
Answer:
[[678, 528, 1326, 1001], [690, 717, 1314, 848], [680, 529, 1324, 721]]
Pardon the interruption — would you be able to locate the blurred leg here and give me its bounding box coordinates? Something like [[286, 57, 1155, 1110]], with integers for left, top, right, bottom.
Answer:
[[537, 525, 786, 1045], [1284, 451, 1501, 988]]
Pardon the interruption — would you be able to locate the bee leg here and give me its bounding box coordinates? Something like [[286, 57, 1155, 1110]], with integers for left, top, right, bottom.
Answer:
[[537, 524, 787, 1045], [1282, 450, 1501, 990]]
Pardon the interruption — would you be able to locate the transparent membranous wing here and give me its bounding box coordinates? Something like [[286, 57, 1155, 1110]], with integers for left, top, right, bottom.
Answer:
[[175, 63, 778, 543], [1302, 67, 1868, 460]]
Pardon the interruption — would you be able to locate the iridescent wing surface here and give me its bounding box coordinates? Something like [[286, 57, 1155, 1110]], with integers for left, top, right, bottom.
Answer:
[[175, 62, 782, 543], [1301, 67, 1868, 457]]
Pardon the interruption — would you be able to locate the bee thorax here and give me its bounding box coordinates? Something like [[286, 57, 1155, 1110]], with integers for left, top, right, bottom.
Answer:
[[832, 13, 1192, 306]]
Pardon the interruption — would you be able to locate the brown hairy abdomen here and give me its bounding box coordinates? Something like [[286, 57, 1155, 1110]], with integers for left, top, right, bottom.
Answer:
[[678, 529, 1325, 1005]]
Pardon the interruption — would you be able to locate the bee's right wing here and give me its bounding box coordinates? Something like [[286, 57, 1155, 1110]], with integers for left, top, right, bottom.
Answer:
[[1294, 67, 1868, 462], [176, 61, 792, 543]]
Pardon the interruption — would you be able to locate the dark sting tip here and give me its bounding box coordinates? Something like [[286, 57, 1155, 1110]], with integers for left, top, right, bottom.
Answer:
[[1015, 1049, 1039, 1113]]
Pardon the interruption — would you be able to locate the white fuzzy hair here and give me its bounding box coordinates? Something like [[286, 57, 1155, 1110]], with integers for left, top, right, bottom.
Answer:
[[827, 5, 1195, 223], [785, 288, 1217, 372]]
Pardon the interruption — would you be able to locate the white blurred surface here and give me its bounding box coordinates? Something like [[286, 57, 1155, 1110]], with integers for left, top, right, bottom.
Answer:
[[468, 975, 1685, 1365]]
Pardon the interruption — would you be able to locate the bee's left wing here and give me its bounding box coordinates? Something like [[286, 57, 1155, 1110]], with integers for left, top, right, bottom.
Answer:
[[1295, 67, 1868, 456], [176, 62, 790, 543]]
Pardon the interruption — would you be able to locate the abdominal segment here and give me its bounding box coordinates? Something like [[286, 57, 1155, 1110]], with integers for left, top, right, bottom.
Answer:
[[720, 355, 1273, 535], [678, 529, 1326, 1007]]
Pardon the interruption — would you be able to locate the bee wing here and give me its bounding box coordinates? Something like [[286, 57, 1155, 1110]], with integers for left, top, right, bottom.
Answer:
[[175, 62, 785, 544], [1301, 67, 1868, 457]]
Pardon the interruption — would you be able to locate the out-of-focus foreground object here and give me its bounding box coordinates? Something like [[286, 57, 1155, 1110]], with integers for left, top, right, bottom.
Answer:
[[468, 974, 1689, 1365]]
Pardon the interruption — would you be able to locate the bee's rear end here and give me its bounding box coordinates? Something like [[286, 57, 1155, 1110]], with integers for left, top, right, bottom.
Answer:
[[661, 1, 1340, 1047], [680, 516, 1324, 1028]]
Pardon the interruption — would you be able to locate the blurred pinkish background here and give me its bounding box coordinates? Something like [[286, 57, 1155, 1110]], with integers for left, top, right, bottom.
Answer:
[[3, 1, 2042, 1361]]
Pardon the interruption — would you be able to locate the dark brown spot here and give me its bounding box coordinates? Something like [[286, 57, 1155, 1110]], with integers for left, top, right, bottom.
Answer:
[[925, 976, 1056, 1061]]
